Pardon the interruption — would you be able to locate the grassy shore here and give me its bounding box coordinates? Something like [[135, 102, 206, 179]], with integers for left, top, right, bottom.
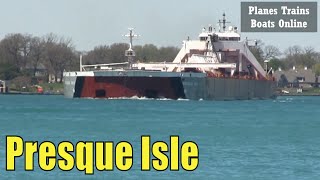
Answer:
[[8, 82, 64, 95], [38, 82, 64, 94]]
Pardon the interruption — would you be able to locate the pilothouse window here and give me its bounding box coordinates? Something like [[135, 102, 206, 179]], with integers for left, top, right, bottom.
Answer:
[[218, 37, 240, 41], [218, 37, 228, 41], [200, 37, 208, 41], [230, 37, 240, 41]]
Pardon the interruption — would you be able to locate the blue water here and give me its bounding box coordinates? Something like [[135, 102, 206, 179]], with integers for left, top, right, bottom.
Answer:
[[0, 95, 319, 179]]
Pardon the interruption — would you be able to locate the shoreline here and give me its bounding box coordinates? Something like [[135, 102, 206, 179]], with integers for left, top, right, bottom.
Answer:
[[0, 92, 63, 96], [279, 94, 320, 96], [1, 92, 320, 97]]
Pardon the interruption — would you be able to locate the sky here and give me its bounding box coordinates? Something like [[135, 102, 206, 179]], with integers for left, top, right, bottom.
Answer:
[[0, 0, 319, 52]]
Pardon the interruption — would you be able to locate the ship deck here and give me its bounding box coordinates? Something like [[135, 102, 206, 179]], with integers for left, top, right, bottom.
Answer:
[[64, 70, 207, 78]]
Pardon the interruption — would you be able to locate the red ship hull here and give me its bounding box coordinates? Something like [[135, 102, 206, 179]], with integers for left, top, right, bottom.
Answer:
[[74, 76, 186, 99]]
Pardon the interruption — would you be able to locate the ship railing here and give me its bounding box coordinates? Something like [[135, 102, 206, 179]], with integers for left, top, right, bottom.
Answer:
[[211, 75, 255, 80], [132, 62, 237, 71], [81, 62, 129, 71], [207, 73, 276, 81]]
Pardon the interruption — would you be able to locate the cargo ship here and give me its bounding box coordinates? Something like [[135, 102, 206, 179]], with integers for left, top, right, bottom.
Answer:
[[64, 14, 277, 100]]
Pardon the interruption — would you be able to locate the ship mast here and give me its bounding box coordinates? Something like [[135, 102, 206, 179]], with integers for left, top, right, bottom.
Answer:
[[218, 13, 230, 32], [125, 28, 139, 68]]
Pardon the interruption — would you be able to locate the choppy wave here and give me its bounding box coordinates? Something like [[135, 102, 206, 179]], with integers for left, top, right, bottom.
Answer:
[[105, 96, 177, 101], [82, 96, 196, 101], [103, 96, 193, 101], [274, 97, 294, 103]]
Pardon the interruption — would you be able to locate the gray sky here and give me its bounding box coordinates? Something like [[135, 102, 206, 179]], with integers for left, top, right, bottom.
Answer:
[[0, 0, 319, 52]]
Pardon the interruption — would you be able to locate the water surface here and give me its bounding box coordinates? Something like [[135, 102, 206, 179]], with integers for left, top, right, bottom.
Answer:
[[0, 95, 319, 179]]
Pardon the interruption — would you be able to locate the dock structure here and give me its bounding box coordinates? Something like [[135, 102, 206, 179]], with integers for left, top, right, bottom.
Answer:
[[0, 80, 8, 93]]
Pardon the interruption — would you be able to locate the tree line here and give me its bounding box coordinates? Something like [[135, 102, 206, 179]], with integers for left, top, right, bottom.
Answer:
[[1, 33, 320, 85], [0, 33, 78, 82], [0, 33, 179, 84], [249, 41, 320, 75], [83, 43, 179, 65]]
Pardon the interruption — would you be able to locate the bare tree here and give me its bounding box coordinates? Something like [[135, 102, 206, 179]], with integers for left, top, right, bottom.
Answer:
[[304, 46, 315, 54], [29, 37, 45, 76], [42, 34, 76, 82], [283, 45, 318, 69], [19, 34, 33, 70], [0, 34, 25, 70], [284, 45, 302, 57], [263, 45, 281, 60]]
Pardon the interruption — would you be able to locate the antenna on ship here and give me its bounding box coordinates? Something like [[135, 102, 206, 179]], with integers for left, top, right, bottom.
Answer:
[[124, 28, 139, 68], [218, 13, 230, 32]]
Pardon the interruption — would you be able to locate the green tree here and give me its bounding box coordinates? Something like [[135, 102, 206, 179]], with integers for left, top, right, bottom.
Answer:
[[140, 44, 159, 62], [0, 62, 19, 80], [84, 45, 111, 64], [313, 63, 320, 76], [158, 46, 179, 62], [283, 46, 317, 69], [278, 74, 289, 88], [269, 58, 286, 71], [248, 40, 271, 65], [109, 43, 129, 63]]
